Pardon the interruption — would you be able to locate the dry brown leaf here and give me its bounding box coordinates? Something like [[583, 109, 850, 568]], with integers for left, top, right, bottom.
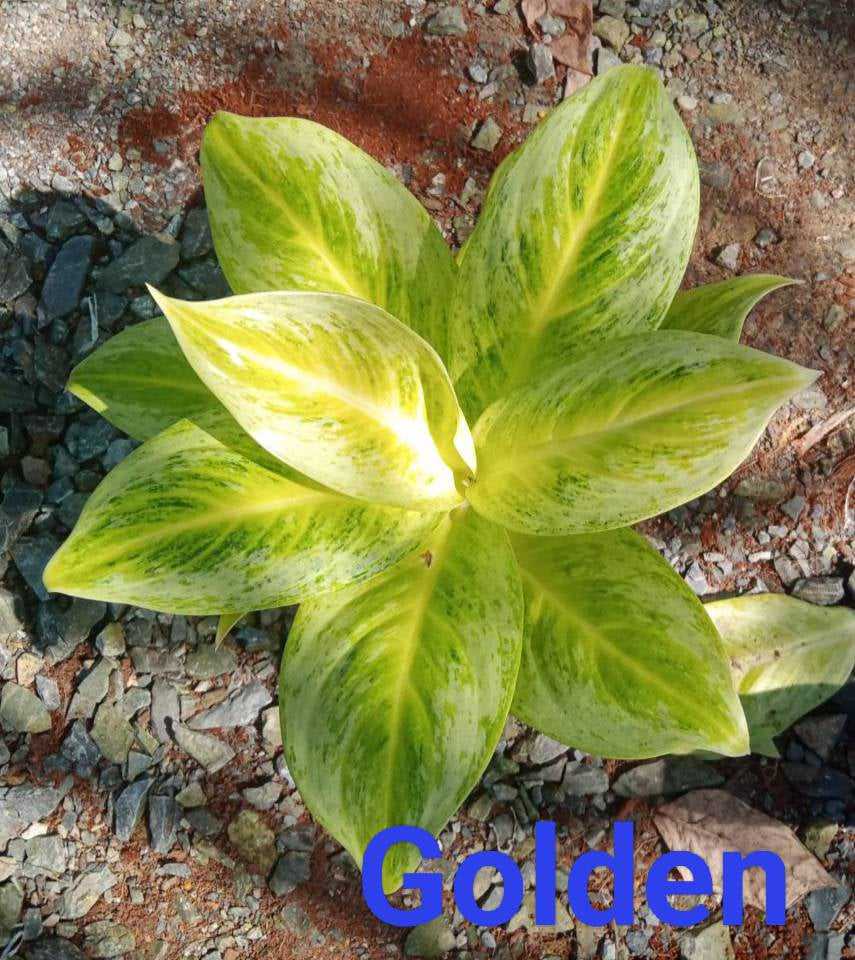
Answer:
[[551, 32, 591, 72], [654, 789, 834, 910], [522, 0, 548, 31], [548, 0, 592, 28]]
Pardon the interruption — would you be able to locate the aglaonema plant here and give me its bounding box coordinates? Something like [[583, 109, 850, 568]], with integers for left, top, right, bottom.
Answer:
[[45, 65, 840, 891]]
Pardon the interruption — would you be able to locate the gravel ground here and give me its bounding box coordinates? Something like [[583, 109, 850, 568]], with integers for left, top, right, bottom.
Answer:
[[1, 1, 854, 959]]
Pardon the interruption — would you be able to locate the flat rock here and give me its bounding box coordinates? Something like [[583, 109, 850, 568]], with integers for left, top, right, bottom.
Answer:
[[613, 757, 724, 797], [269, 850, 311, 897], [405, 917, 456, 957], [562, 764, 608, 796], [795, 715, 847, 761], [173, 723, 235, 773], [180, 207, 213, 260], [61, 720, 101, 777], [84, 920, 136, 958], [227, 809, 277, 875], [0, 682, 52, 733], [806, 883, 850, 932], [792, 577, 845, 606], [21, 937, 85, 959], [185, 643, 237, 679], [91, 702, 135, 764], [59, 865, 117, 919], [114, 777, 153, 842], [188, 681, 272, 729], [424, 5, 467, 36], [679, 922, 734, 960], [25, 834, 66, 876], [148, 794, 178, 854], [40, 236, 94, 319], [96, 235, 179, 292], [150, 678, 179, 743], [11, 534, 60, 601]]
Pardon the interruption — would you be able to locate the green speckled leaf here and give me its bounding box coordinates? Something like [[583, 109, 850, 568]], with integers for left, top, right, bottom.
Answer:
[[512, 528, 749, 758], [706, 594, 855, 757], [201, 111, 458, 364], [452, 64, 699, 420], [281, 509, 523, 892], [467, 331, 817, 535], [68, 318, 220, 441], [661, 275, 796, 341], [151, 288, 476, 512], [216, 613, 243, 647], [43, 418, 441, 614]]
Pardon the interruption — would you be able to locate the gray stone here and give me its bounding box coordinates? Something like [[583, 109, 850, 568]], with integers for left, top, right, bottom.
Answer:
[[424, 6, 467, 36], [21, 937, 85, 959], [40, 236, 94, 319], [527, 43, 555, 84], [243, 781, 281, 811], [84, 920, 136, 958], [405, 917, 456, 957], [185, 643, 237, 679], [175, 782, 206, 808], [528, 733, 568, 766], [596, 47, 622, 74], [805, 883, 850, 932], [68, 657, 115, 719], [471, 117, 503, 152], [795, 714, 847, 761], [59, 865, 117, 919], [11, 535, 60, 600], [269, 851, 311, 897], [227, 810, 277, 875], [177, 260, 230, 298], [188, 681, 272, 729], [94, 623, 125, 659], [173, 723, 235, 773], [261, 706, 282, 751], [35, 675, 61, 711], [0, 782, 70, 849], [25, 835, 66, 876], [0, 588, 23, 639], [715, 243, 741, 271], [0, 252, 31, 302], [185, 807, 222, 837], [683, 12, 709, 37], [64, 418, 116, 462], [114, 777, 153, 842], [0, 374, 35, 414], [130, 647, 181, 675], [562, 764, 609, 796], [180, 208, 213, 260], [148, 794, 178, 854], [0, 682, 52, 734], [91, 702, 135, 764], [679, 921, 734, 959], [781, 494, 806, 520], [0, 881, 23, 935], [96, 235, 180, 292], [61, 720, 101, 777], [593, 15, 630, 50], [150, 679, 179, 743], [119, 687, 151, 720], [613, 757, 724, 797], [45, 201, 86, 242], [754, 227, 779, 247], [125, 750, 154, 781], [792, 577, 845, 607]]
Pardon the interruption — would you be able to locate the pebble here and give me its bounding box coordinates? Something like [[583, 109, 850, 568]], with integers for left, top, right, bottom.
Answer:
[[148, 794, 179, 854], [593, 15, 630, 50], [114, 777, 153, 842], [424, 6, 467, 36], [795, 715, 847, 760], [95, 235, 180, 292], [471, 117, 503, 152], [562, 765, 609, 796], [173, 723, 235, 773], [677, 94, 698, 111], [188, 681, 272, 729], [404, 918, 456, 957], [227, 810, 277, 875], [791, 577, 845, 606], [59, 865, 117, 920], [269, 851, 311, 897], [715, 242, 741, 271], [83, 920, 136, 958], [150, 678, 180, 743], [613, 757, 724, 797], [185, 643, 237, 679], [91, 702, 135, 764], [528, 43, 555, 84]]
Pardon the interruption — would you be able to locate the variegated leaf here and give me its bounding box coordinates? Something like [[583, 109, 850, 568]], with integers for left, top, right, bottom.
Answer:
[[43, 419, 441, 614], [151, 288, 476, 512], [68, 318, 220, 441], [706, 594, 855, 757], [281, 508, 523, 892], [452, 64, 699, 420], [216, 613, 243, 647], [201, 111, 458, 365], [467, 331, 816, 535], [661, 275, 796, 341], [512, 529, 749, 759]]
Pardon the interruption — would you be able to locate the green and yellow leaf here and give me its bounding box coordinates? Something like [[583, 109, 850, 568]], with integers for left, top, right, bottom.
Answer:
[[151, 288, 476, 512], [467, 331, 816, 535], [511, 528, 749, 759], [706, 593, 855, 757], [661, 275, 796, 342], [201, 111, 458, 365], [68, 318, 220, 441], [452, 64, 699, 420], [281, 508, 523, 892], [216, 613, 243, 647], [43, 418, 441, 614]]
